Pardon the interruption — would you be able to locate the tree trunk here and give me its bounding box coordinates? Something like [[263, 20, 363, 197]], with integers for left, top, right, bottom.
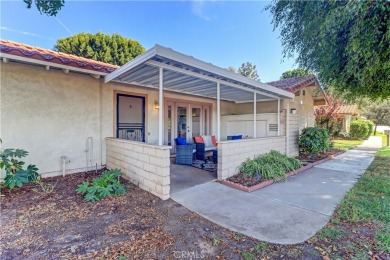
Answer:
[[374, 124, 377, 135]]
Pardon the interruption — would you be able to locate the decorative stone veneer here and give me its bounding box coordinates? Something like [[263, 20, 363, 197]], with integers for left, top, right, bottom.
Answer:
[[217, 136, 286, 180], [105, 138, 171, 200]]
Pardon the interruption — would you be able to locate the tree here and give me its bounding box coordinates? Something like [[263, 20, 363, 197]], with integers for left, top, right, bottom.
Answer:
[[24, 0, 64, 16], [227, 66, 237, 73], [237, 62, 260, 80], [281, 68, 312, 79], [266, 1, 390, 100], [362, 99, 390, 135], [55, 32, 146, 66], [314, 95, 343, 138]]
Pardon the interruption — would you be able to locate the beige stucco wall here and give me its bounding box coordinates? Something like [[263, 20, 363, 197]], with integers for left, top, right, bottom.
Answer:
[[285, 87, 315, 134], [1, 62, 113, 177], [221, 100, 278, 116]]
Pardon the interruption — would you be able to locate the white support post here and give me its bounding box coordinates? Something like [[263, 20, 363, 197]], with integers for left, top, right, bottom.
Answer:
[[158, 67, 163, 145], [253, 92, 257, 138], [278, 98, 281, 136], [286, 101, 290, 155], [217, 82, 221, 142]]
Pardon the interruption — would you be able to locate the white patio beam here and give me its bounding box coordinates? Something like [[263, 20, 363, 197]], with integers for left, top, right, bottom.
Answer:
[[145, 60, 279, 99], [253, 92, 257, 138], [217, 82, 221, 142], [278, 98, 281, 136], [159, 67, 163, 146], [235, 98, 275, 104]]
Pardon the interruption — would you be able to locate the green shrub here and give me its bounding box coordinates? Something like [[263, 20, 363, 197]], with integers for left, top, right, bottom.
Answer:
[[364, 120, 374, 138], [76, 168, 126, 202], [350, 120, 369, 139], [0, 142, 40, 189], [299, 127, 330, 156], [238, 151, 302, 180], [337, 131, 350, 139]]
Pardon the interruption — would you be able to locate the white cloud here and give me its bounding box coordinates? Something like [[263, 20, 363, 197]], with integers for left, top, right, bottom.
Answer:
[[191, 0, 211, 21], [0, 26, 55, 41]]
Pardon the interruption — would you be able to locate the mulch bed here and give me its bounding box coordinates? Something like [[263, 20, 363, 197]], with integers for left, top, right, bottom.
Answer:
[[227, 174, 269, 188], [296, 149, 343, 164], [224, 149, 345, 191]]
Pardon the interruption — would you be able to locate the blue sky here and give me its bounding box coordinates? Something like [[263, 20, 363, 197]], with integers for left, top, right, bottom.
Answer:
[[0, 1, 297, 82]]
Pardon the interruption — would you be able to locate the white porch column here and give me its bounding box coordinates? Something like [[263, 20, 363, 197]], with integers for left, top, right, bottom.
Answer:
[[253, 92, 257, 138], [217, 82, 221, 142], [278, 98, 281, 136], [158, 67, 163, 145]]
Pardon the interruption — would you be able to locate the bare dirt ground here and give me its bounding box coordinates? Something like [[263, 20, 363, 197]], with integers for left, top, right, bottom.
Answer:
[[1, 170, 387, 259]]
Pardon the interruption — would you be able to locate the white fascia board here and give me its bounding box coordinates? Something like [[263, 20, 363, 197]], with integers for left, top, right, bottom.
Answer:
[[104, 46, 157, 83], [154, 44, 295, 99], [0, 53, 108, 76]]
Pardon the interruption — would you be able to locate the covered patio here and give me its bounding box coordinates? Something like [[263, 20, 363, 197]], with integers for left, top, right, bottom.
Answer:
[[105, 45, 294, 144], [104, 44, 296, 199]]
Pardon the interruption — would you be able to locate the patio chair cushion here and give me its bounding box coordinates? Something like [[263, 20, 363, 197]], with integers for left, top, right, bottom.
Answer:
[[176, 137, 187, 145], [194, 136, 204, 143], [211, 135, 217, 146], [202, 135, 213, 148]]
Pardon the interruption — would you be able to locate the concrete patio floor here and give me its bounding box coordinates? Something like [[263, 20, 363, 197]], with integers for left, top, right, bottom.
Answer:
[[170, 163, 216, 193], [171, 136, 382, 244]]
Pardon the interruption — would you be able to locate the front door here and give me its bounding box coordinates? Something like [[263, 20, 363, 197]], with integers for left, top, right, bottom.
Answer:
[[116, 94, 145, 142], [165, 101, 211, 153]]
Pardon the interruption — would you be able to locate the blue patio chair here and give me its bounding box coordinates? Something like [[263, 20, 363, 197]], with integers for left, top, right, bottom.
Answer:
[[175, 138, 195, 165]]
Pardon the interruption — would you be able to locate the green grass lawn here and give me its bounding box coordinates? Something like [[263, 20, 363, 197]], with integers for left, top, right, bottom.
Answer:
[[334, 146, 390, 253], [333, 139, 364, 150]]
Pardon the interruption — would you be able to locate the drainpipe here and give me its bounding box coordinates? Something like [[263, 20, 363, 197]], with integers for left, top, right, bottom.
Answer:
[[61, 156, 70, 177]]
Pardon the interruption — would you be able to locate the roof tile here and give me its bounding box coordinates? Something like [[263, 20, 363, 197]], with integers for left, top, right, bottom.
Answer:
[[0, 39, 119, 74], [266, 75, 317, 93], [335, 104, 359, 115]]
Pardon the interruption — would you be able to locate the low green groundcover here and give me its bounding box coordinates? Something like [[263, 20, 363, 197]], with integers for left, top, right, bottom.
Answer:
[[238, 150, 302, 181]]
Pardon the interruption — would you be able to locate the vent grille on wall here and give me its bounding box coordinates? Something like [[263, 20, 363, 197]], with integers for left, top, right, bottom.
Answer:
[[269, 124, 278, 132]]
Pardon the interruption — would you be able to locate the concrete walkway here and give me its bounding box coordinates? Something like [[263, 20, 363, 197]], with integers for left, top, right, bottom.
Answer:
[[171, 136, 382, 244]]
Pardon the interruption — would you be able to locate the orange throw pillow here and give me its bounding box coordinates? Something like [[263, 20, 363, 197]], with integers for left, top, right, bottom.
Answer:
[[211, 135, 217, 146], [194, 136, 204, 143]]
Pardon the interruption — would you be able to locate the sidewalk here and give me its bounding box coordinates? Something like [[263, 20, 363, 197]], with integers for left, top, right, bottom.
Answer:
[[171, 136, 382, 244]]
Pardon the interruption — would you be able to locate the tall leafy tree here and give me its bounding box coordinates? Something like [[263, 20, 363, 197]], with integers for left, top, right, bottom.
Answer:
[[24, 0, 64, 16], [55, 32, 146, 66], [280, 68, 313, 79], [266, 1, 390, 100], [237, 62, 260, 81]]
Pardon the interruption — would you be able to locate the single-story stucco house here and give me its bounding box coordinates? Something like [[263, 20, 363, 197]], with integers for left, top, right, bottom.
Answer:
[[335, 104, 360, 133], [0, 40, 326, 200]]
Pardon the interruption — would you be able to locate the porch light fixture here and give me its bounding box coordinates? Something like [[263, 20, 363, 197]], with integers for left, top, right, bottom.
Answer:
[[154, 100, 160, 110], [290, 108, 297, 114]]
